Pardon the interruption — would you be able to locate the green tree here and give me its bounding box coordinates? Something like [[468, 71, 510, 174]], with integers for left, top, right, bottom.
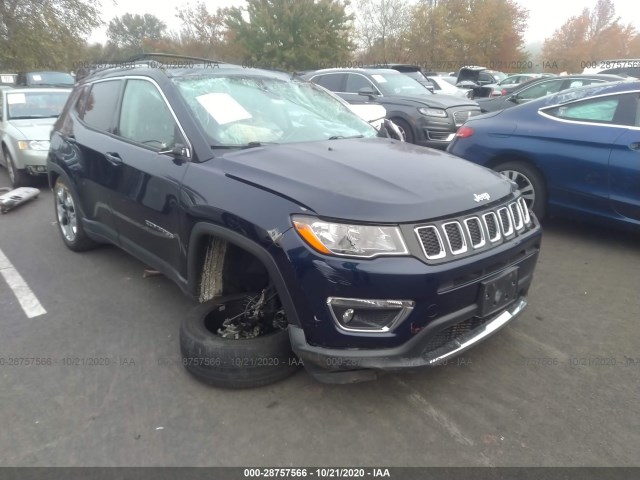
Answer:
[[226, 0, 355, 71], [175, 1, 245, 61], [541, 0, 640, 73], [106, 13, 167, 52], [406, 0, 529, 72], [0, 0, 101, 71]]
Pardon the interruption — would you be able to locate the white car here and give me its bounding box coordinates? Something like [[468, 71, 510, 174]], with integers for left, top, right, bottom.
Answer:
[[315, 83, 387, 130], [427, 76, 473, 99], [0, 87, 71, 187]]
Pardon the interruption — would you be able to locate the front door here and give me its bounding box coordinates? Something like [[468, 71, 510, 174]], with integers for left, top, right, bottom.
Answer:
[[108, 78, 190, 276]]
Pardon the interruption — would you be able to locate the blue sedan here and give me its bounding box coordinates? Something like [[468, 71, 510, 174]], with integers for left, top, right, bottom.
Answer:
[[447, 81, 640, 231]]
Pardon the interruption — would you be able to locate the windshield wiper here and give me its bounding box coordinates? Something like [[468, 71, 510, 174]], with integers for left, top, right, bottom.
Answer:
[[328, 135, 365, 140], [211, 141, 279, 150], [244, 141, 278, 148], [211, 144, 243, 149]]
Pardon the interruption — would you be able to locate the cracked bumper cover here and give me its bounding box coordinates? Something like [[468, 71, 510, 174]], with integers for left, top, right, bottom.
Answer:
[[289, 296, 528, 382]]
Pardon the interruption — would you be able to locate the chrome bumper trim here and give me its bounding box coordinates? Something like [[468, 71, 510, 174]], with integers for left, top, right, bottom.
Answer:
[[427, 297, 528, 365]]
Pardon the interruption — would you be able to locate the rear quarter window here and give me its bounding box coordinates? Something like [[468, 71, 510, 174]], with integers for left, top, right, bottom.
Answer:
[[544, 96, 620, 123]]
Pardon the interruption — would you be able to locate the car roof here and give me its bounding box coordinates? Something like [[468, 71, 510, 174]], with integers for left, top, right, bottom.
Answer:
[[304, 68, 404, 76], [81, 61, 299, 84], [511, 73, 625, 90], [20, 71, 72, 75], [540, 80, 640, 107], [3, 87, 71, 94], [365, 64, 422, 72], [77, 53, 300, 84]]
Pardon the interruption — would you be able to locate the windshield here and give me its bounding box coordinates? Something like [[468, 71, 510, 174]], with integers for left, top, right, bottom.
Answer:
[[173, 75, 377, 147], [492, 71, 508, 82], [372, 73, 431, 96], [6, 91, 70, 119], [403, 71, 428, 83], [27, 72, 74, 86]]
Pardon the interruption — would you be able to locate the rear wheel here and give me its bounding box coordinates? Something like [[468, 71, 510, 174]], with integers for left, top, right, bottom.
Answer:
[[494, 161, 547, 220], [54, 177, 98, 251]]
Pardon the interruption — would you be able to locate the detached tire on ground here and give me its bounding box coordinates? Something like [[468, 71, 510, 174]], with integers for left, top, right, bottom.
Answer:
[[180, 294, 300, 388]]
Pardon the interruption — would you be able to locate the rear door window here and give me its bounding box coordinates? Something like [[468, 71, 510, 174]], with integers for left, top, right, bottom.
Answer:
[[81, 80, 122, 132], [311, 73, 345, 92]]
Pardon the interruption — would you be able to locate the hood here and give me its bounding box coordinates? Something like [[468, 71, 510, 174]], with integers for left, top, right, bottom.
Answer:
[[218, 138, 513, 223], [348, 104, 386, 123], [382, 93, 477, 109], [9, 118, 57, 140]]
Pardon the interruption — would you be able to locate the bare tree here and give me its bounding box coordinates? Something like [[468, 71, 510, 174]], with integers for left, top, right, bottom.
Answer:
[[354, 0, 412, 62]]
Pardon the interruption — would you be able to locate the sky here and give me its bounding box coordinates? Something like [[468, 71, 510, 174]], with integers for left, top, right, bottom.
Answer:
[[89, 0, 640, 46]]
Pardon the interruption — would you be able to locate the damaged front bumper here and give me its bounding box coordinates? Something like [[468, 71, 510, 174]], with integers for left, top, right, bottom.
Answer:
[[289, 296, 528, 384]]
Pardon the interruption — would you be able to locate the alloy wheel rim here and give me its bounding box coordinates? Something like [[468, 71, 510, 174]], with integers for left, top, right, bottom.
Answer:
[[56, 185, 77, 242], [500, 169, 535, 207], [396, 125, 407, 141]]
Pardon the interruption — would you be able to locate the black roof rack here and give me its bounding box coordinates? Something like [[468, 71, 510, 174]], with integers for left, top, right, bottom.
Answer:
[[124, 53, 226, 65], [75, 53, 228, 81]]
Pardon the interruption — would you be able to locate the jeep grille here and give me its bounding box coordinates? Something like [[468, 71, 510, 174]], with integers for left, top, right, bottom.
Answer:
[[415, 197, 533, 262]]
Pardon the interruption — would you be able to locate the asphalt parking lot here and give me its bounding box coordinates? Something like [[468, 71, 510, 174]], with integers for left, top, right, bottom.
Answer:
[[0, 170, 639, 467]]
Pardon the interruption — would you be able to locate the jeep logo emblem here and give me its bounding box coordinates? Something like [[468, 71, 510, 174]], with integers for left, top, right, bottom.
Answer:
[[473, 192, 491, 202]]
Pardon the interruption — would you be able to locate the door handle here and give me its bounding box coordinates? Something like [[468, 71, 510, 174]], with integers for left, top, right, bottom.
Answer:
[[105, 152, 123, 166], [629, 142, 640, 151]]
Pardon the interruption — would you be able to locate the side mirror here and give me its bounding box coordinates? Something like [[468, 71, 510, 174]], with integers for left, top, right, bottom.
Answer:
[[358, 87, 377, 99], [508, 95, 519, 103], [159, 143, 190, 158]]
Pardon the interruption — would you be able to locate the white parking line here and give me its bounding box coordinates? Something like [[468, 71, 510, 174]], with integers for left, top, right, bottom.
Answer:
[[0, 247, 46, 318], [392, 377, 477, 448]]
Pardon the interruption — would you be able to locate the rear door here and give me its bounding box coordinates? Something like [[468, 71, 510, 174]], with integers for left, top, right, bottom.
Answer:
[[108, 77, 190, 275], [70, 79, 124, 241]]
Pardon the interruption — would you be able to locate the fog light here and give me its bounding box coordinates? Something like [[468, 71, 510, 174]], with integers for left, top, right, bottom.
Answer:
[[26, 165, 47, 174], [342, 309, 355, 323], [327, 297, 414, 333]]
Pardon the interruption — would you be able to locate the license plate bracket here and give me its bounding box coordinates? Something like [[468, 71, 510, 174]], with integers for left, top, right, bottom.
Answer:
[[478, 267, 519, 317]]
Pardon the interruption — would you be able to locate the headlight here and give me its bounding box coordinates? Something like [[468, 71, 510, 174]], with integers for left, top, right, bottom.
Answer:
[[417, 107, 447, 118], [292, 216, 408, 258], [18, 140, 50, 151]]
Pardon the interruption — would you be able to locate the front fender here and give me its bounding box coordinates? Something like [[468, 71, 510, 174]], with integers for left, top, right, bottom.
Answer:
[[187, 222, 302, 327]]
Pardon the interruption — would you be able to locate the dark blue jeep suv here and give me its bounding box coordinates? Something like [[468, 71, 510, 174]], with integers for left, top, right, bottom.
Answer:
[[48, 55, 542, 388]]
